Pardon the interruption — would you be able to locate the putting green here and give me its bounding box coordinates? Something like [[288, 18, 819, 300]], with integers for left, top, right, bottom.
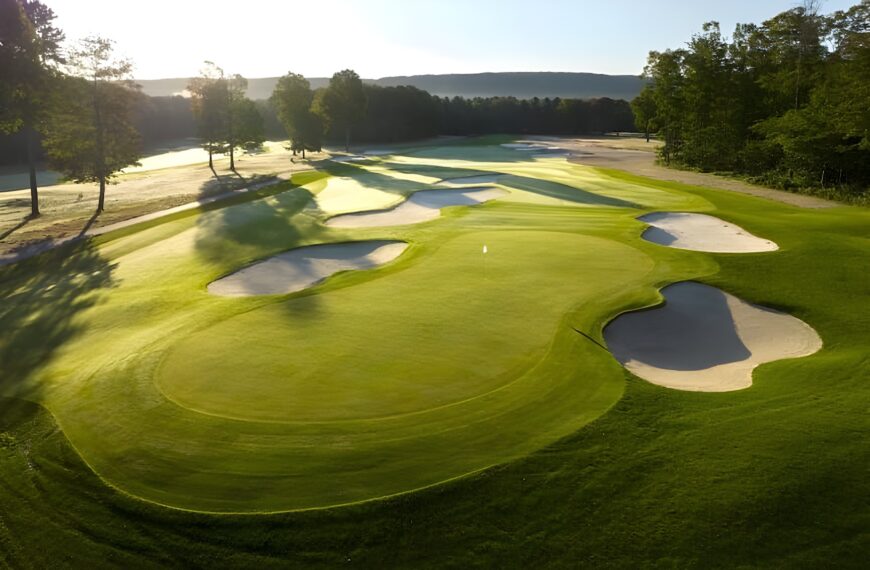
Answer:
[[159, 231, 654, 423], [7, 142, 720, 513]]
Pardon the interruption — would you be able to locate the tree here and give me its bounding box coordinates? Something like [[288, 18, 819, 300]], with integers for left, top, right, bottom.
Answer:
[[631, 86, 657, 142], [642, 49, 686, 164], [42, 36, 141, 213], [230, 96, 265, 157], [188, 62, 229, 169], [0, 0, 64, 217], [270, 72, 322, 159], [313, 69, 366, 152], [223, 74, 263, 170]]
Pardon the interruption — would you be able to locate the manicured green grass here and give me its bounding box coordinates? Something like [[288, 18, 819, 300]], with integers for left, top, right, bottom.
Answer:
[[0, 142, 867, 566]]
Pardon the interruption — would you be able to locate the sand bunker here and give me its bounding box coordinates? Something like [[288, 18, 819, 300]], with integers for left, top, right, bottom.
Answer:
[[330, 155, 371, 164], [639, 212, 778, 253], [326, 187, 506, 228], [208, 241, 408, 297], [501, 143, 550, 151], [604, 282, 822, 392], [436, 174, 503, 187]]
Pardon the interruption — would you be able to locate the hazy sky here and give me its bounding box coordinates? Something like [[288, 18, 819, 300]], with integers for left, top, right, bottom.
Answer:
[[46, 0, 856, 79]]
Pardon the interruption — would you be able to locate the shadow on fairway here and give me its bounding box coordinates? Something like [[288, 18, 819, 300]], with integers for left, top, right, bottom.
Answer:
[[0, 241, 116, 401], [381, 161, 638, 208], [315, 161, 432, 200], [499, 175, 637, 208]]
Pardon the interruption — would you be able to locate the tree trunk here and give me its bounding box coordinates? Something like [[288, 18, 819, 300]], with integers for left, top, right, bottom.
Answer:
[[97, 175, 106, 212], [301, 136, 306, 160], [345, 127, 350, 153], [26, 126, 40, 217], [230, 145, 235, 171], [208, 147, 213, 168], [645, 121, 650, 143]]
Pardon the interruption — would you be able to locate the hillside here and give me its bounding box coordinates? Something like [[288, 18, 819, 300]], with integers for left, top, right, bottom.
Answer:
[[135, 72, 645, 101]]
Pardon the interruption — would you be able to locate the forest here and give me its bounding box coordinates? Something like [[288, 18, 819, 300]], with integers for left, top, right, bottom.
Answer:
[[0, 86, 634, 165], [632, 1, 870, 203]]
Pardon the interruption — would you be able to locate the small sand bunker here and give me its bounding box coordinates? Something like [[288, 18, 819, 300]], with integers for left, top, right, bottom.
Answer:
[[604, 282, 822, 392], [640, 212, 778, 253], [501, 143, 550, 151], [330, 155, 371, 163], [327, 187, 506, 228], [208, 241, 407, 297], [436, 174, 503, 187]]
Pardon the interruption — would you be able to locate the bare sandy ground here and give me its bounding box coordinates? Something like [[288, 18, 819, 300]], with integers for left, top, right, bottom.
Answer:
[[639, 212, 778, 253], [208, 240, 408, 297], [525, 136, 837, 209], [0, 142, 316, 256], [326, 187, 507, 228], [604, 281, 822, 392]]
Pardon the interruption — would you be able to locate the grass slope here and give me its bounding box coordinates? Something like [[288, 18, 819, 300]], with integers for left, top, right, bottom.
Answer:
[[0, 142, 867, 566]]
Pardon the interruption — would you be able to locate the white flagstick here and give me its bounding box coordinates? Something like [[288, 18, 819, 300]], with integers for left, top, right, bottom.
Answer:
[[482, 244, 488, 279]]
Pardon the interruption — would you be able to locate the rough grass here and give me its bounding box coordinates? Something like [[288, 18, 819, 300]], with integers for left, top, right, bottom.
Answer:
[[0, 143, 867, 566]]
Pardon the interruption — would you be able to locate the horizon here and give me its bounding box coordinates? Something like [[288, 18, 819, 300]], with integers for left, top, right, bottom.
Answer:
[[46, 0, 856, 80]]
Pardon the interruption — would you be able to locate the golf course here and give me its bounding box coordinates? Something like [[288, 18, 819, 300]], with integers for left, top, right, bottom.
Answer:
[[1, 134, 868, 565]]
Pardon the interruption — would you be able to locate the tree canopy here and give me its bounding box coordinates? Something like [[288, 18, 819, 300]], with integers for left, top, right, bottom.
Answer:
[[0, 0, 64, 216], [270, 72, 321, 158], [634, 1, 870, 202], [313, 69, 366, 152], [41, 36, 141, 212]]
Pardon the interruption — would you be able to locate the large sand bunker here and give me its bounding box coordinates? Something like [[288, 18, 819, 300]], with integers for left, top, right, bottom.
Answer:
[[640, 212, 778, 253], [604, 281, 822, 392], [208, 240, 408, 297], [326, 187, 506, 228]]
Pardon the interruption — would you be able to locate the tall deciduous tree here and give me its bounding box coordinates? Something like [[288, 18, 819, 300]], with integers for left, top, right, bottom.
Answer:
[[314, 69, 366, 152], [0, 0, 64, 217], [188, 62, 228, 169], [42, 36, 141, 213], [630, 86, 657, 142], [270, 72, 321, 159], [223, 74, 263, 170]]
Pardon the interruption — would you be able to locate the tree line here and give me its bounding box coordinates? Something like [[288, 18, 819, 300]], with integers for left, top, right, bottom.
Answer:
[[1, 0, 635, 217], [632, 0, 870, 202]]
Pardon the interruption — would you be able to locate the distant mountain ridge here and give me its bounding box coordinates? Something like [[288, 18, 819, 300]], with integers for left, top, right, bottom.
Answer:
[[135, 72, 645, 101]]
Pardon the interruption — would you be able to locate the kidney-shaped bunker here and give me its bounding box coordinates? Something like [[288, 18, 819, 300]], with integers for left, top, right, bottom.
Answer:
[[208, 240, 408, 297], [639, 212, 778, 253], [604, 281, 821, 391]]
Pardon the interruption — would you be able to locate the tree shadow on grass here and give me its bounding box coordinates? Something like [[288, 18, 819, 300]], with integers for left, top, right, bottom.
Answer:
[[0, 216, 33, 241], [499, 174, 638, 208], [315, 161, 433, 200], [0, 241, 117, 401], [381, 161, 638, 208]]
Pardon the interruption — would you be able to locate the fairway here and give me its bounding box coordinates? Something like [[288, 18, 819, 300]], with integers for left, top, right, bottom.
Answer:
[[3, 0, 868, 563], [1, 139, 862, 519]]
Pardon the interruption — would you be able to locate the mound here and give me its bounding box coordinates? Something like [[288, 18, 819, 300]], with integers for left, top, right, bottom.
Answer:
[[639, 212, 778, 253], [604, 281, 822, 391]]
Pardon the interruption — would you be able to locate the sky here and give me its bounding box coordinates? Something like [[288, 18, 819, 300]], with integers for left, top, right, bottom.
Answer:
[[45, 0, 858, 79]]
